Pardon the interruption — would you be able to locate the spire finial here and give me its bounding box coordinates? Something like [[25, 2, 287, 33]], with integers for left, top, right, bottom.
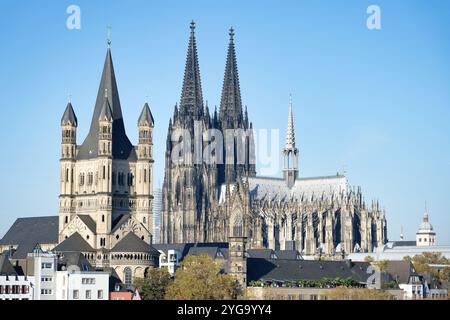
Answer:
[[425, 200, 428, 213], [68, 94, 72, 103], [107, 25, 112, 47], [229, 26, 234, 40], [190, 20, 196, 33], [145, 95, 149, 103]]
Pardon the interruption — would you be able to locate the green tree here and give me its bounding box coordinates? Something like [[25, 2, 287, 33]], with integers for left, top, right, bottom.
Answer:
[[374, 260, 389, 272], [165, 254, 239, 300], [403, 252, 450, 282], [133, 268, 172, 300]]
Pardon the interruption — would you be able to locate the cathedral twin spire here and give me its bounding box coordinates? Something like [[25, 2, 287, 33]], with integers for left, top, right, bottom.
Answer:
[[175, 21, 247, 131], [219, 27, 244, 129], [179, 21, 204, 120]]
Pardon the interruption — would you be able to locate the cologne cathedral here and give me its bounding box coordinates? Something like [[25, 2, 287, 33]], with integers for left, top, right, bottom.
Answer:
[[161, 22, 388, 256]]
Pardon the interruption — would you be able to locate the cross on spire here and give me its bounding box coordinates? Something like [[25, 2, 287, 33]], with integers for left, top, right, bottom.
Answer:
[[107, 25, 112, 47]]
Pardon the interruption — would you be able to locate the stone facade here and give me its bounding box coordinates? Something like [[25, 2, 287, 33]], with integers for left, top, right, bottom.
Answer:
[[57, 45, 158, 280], [161, 23, 387, 256]]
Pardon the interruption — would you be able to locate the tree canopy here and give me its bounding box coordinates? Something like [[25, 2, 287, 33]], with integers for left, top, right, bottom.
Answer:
[[165, 254, 239, 300], [133, 268, 172, 300]]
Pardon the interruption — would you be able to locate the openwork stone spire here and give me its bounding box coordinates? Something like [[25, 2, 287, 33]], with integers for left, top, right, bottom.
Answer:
[[219, 27, 243, 128], [285, 94, 296, 149], [179, 20, 204, 119]]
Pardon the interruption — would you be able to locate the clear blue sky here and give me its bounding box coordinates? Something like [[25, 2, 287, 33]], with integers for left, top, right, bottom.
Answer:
[[0, 0, 449, 244]]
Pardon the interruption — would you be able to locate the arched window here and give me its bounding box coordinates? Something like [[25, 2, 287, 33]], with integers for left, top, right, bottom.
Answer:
[[102, 215, 105, 223], [65, 216, 68, 224], [144, 169, 147, 183], [143, 217, 146, 224], [124, 267, 132, 287]]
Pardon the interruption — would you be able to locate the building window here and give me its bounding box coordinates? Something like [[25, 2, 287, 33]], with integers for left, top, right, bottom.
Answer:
[[143, 217, 146, 224], [73, 290, 79, 299], [144, 169, 147, 183], [124, 267, 132, 287], [103, 166, 106, 179], [65, 216, 68, 224], [41, 262, 52, 269], [41, 276, 53, 282], [82, 278, 95, 285], [41, 289, 52, 295], [85, 290, 91, 299], [102, 215, 105, 223], [97, 290, 103, 299]]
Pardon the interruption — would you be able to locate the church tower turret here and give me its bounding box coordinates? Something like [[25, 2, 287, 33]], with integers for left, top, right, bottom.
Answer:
[[98, 89, 113, 157], [59, 101, 78, 231], [283, 95, 299, 188], [136, 102, 155, 242]]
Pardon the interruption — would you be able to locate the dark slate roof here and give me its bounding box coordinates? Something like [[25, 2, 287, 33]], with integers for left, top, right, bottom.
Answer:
[[99, 95, 113, 121], [247, 259, 371, 283], [111, 213, 131, 233], [187, 246, 228, 260], [61, 102, 78, 126], [76, 48, 134, 160], [111, 232, 160, 254], [274, 250, 303, 260], [138, 103, 154, 126], [53, 232, 95, 252], [247, 249, 276, 259], [385, 261, 417, 284], [153, 242, 229, 261], [391, 241, 417, 247], [0, 216, 58, 245], [58, 252, 93, 271], [12, 241, 39, 259], [78, 215, 97, 233], [0, 255, 18, 276]]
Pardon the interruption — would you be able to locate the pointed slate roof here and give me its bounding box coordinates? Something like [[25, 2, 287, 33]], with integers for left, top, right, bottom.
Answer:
[[99, 92, 113, 121], [179, 21, 204, 120], [285, 95, 296, 149], [138, 102, 154, 126], [61, 102, 78, 126], [77, 47, 134, 160], [77, 215, 97, 234], [0, 255, 17, 276], [111, 232, 159, 254], [219, 27, 243, 127], [53, 232, 95, 252]]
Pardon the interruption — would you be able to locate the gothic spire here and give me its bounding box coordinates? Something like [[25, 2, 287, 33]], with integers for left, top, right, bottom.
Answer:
[[61, 102, 78, 127], [77, 46, 133, 160], [285, 94, 296, 149], [219, 27, 243, 128], [138, 102, 154, 127], [179, 20, 204, 119]]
